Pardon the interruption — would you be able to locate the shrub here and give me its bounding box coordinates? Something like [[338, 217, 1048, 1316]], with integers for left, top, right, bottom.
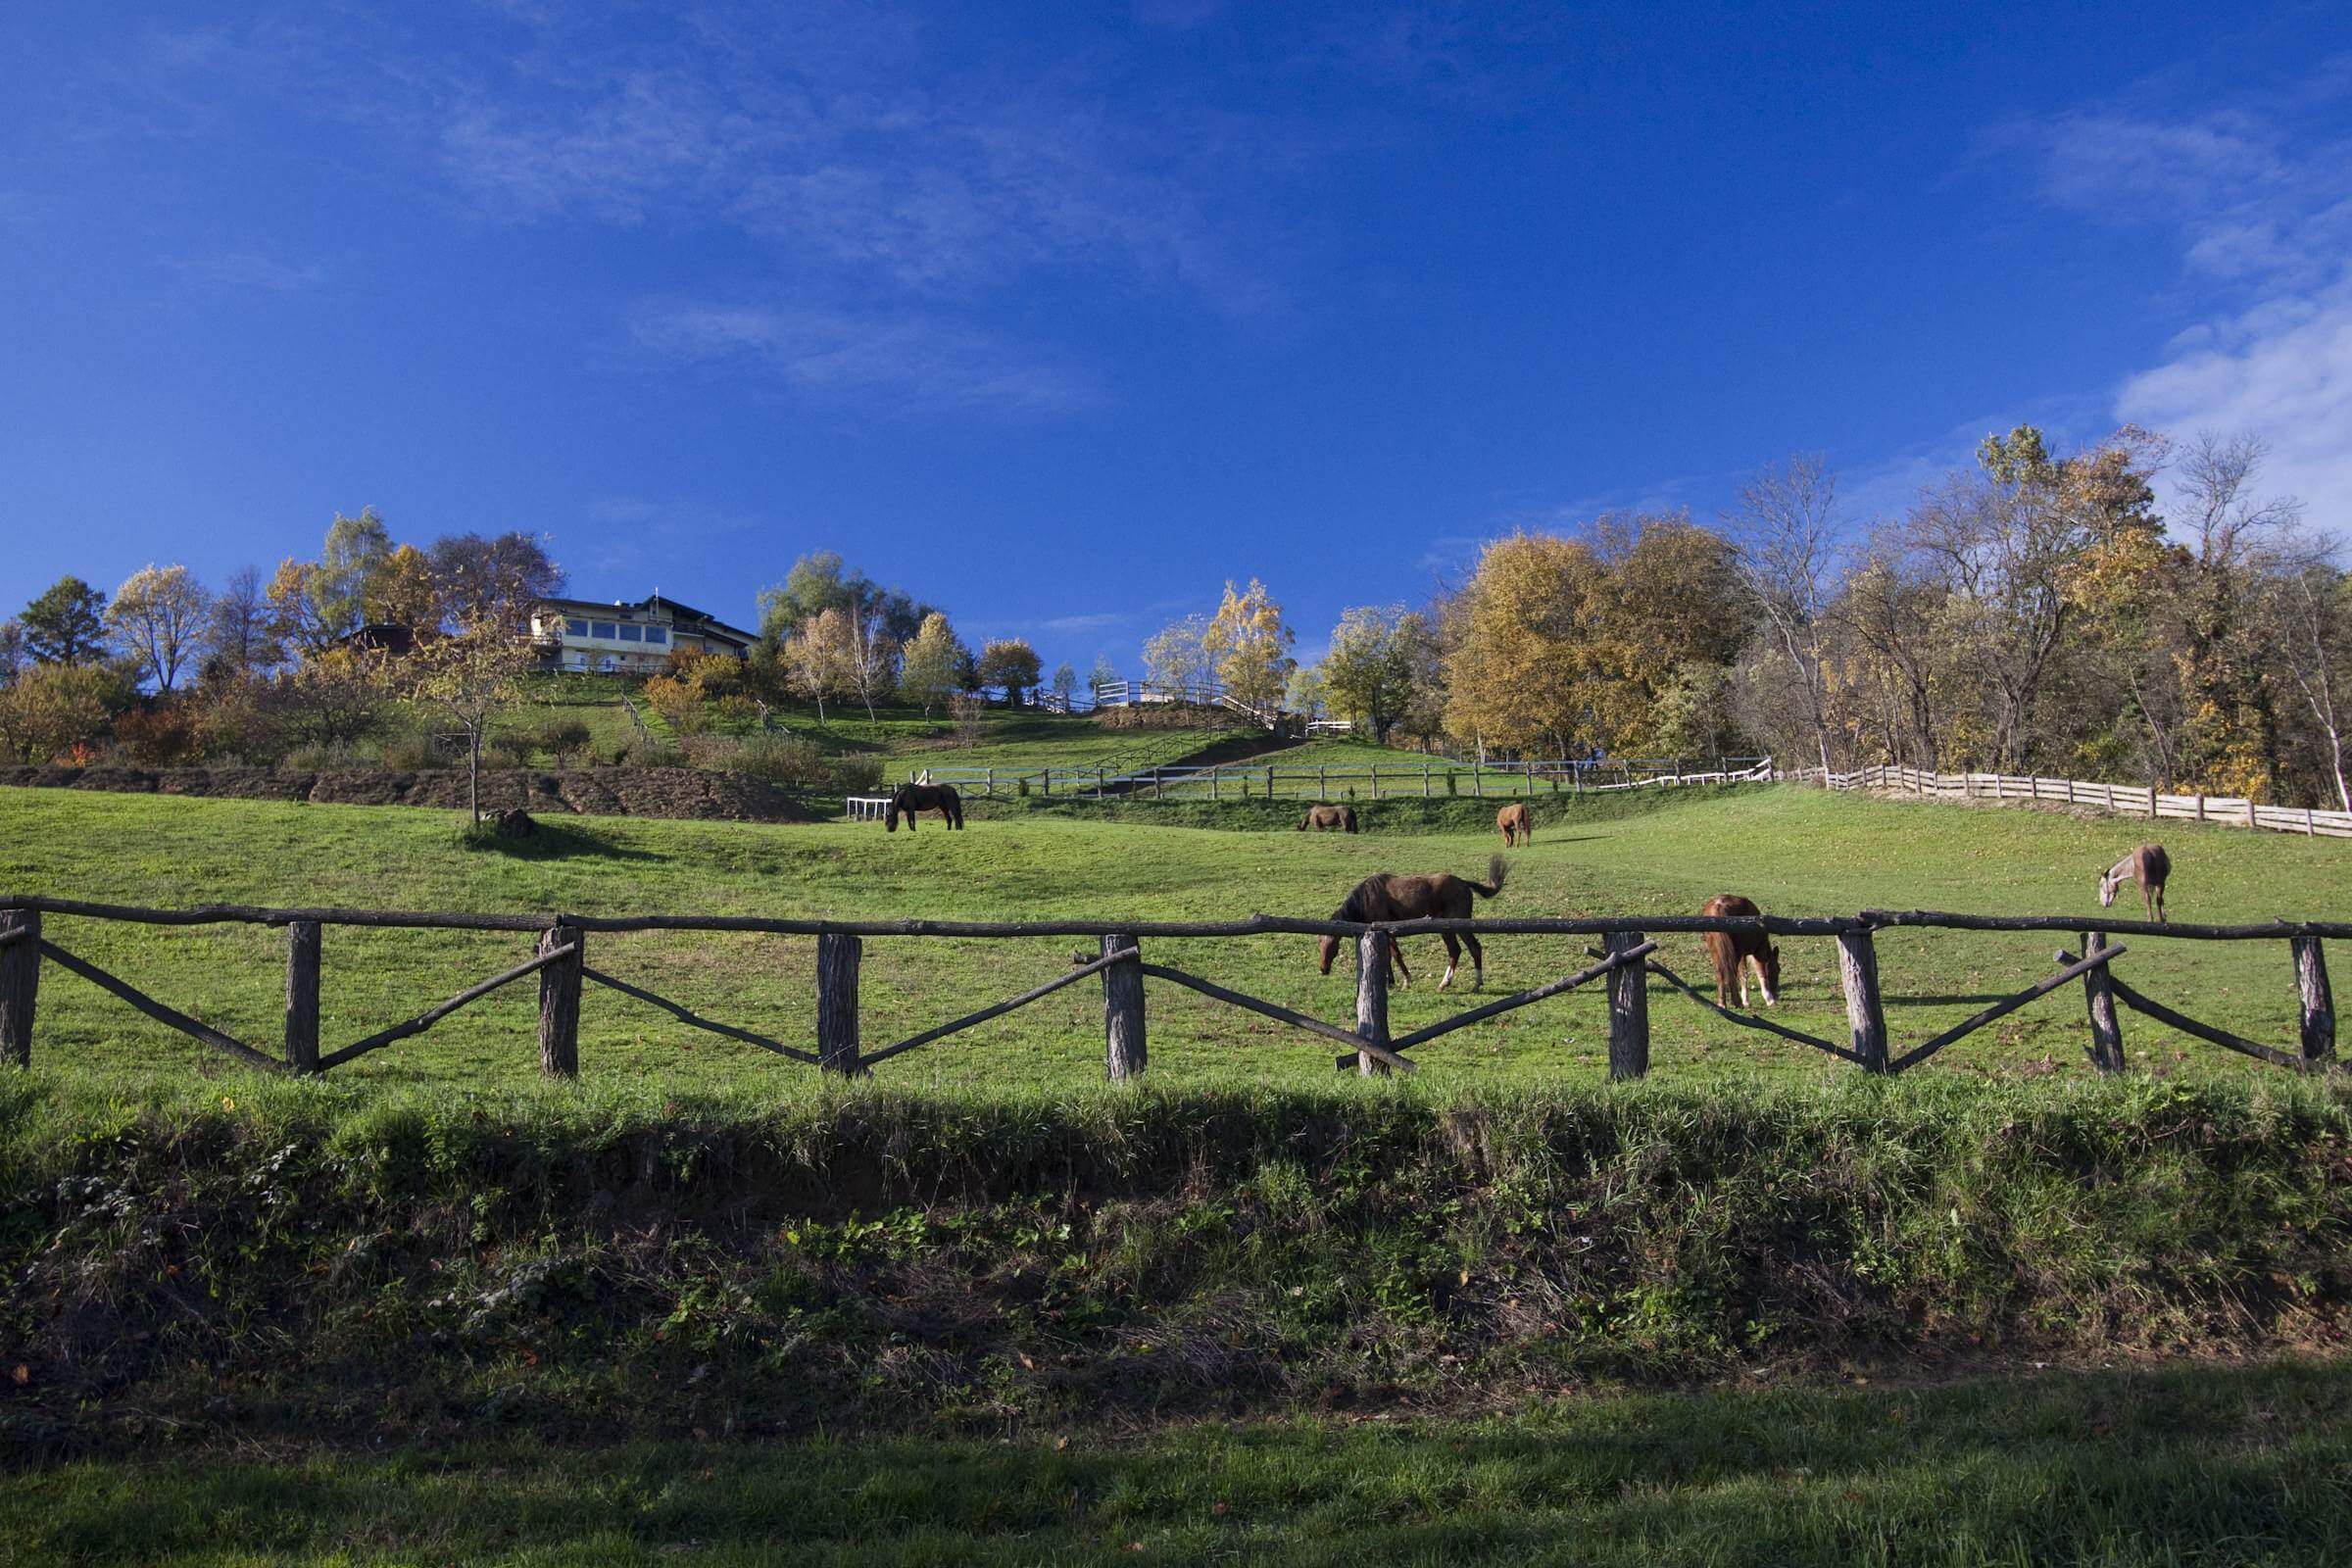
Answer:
[[535, 716, 593, 762], [379, 733, 444, 770], [829, 752, 884, 792], [482, 732, 533, 770], [619, 740, 684, 770], [279, 741, 368, 771], [115, 705, 203, 765]]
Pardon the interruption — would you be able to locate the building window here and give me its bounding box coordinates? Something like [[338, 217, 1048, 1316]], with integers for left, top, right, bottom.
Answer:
[[645, 626, 667, 645], [618, 624, 643, 642], [565, 617, 588, 636], [591, 621, 617, 639]]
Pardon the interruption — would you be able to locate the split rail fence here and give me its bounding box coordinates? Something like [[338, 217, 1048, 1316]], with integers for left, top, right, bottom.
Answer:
[[1812, 763, 2352, 840], [0, 898, 2340, 1086], [913, 757, 1774, 805]]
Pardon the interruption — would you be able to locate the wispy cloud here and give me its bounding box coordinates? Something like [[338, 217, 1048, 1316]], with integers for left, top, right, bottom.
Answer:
[[630, 301, 1099, 415], [160, 246, 323, 293]]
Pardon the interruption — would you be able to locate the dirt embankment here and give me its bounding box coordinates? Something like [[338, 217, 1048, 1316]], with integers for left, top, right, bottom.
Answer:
[[0, 764, 817, 823]]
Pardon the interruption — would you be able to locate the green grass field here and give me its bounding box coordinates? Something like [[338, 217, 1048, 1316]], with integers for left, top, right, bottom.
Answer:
[[7, 779, 2351, 1563], [0, 781, 2338, 1094]]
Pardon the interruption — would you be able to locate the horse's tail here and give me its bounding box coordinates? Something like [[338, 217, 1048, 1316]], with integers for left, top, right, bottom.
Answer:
[[1466, 854, 1508, 900]]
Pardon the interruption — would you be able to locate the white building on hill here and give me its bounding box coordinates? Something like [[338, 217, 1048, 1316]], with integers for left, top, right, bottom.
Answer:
[[528, 595, 757, 675]]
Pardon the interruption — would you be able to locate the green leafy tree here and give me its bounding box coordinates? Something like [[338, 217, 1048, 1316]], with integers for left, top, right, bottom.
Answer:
[[977, 638, 1043, 705], [310, 508, 393, 639], [21, 575, 109, 665], [900, 612, 963, 718], [1319, 605, 1425, 741]]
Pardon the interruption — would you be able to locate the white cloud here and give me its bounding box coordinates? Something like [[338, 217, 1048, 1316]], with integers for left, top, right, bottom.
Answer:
[[2118, 273, 2352, 531], [2000, 81, 2352, 530]]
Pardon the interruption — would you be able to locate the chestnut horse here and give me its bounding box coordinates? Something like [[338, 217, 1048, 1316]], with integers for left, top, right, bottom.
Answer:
[[1496, 802, 1533, 847], [885, 781, 964, 831], [1317, 854, 1508, 991], [2098, 843, 2170, 921], [1299, 804, 1357, 833], [1701, 893, 1781, 1008]]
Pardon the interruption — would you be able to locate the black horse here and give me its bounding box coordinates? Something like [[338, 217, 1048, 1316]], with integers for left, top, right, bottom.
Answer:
[[886, 781, 965, 831]]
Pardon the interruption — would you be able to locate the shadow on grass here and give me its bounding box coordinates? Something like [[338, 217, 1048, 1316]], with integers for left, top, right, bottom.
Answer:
[[453, 818, 662, 862], [16, 1359, 2352, 1566]]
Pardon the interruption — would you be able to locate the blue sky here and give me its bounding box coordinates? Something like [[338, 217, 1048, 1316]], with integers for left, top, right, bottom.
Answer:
[[4, 3, 2348, 672]]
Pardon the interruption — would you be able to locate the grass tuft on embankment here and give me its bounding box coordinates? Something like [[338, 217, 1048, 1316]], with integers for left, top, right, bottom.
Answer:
[[6, 1069, 2348, 1452]]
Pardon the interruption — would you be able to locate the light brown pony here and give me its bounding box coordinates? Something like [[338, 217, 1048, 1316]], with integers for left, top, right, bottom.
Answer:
[[1496, 802, 1533, 847], [1317, 854, 1508, 991], [1701, 894, 1781, 1008], [1299, 804, 1357, 833], [2098, 843, 2171, 921]]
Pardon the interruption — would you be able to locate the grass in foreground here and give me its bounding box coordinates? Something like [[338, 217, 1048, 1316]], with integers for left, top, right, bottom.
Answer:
[[14, 1358, 2352, 1566], [0, 782, 2340, 1094]]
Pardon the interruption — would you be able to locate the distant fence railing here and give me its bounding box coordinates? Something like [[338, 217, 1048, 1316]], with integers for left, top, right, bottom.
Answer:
[[1807, 763, 2352, 840], [3, 896, 2336, 1086], [911, 757, 1774, 802]]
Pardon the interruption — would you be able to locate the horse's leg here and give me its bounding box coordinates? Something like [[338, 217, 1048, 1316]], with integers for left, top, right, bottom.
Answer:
[[1437, 933, 1459, 991], [1388, 934, 1412, 990], [1463, 930, 1484, 991]]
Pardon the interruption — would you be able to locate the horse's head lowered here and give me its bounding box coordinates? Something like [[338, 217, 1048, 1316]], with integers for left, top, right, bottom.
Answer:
[[885, 784, 907, 832], [1317, 877, 1382, 974]]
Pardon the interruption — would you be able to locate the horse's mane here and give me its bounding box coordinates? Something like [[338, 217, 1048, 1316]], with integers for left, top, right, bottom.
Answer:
[[1332, 873, 1393, 924]]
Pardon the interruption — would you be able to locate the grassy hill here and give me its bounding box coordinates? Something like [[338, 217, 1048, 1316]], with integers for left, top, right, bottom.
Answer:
[[1, 781, 2339, 1094]]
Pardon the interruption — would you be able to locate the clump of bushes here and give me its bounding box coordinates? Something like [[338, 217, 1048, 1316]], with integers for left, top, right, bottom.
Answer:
[[716, 733, 882, 793], [378, 733, 444, 770], [618, 740, 684, 770]]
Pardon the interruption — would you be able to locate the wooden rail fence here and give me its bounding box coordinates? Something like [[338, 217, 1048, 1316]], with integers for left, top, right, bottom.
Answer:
[[913, 757, 1774, 804], [1, 897, 2341, 1086], [1810, 762, 2352, 840]]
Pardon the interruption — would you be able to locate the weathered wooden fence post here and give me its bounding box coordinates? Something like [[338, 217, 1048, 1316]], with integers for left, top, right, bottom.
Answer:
[[2079, 931, 2126, 1074], [284, 920, 321, 1075], [1604, 929, 1649, 1080], [0, 910, 38, 1068], [2293, 937, 2335, 1067], [1354, 930, 1391, 1077], [816, 931, 861, 1075], [1102, 933, 1146, 1081], [537, 922, 584, 1078], [1838, 927, 1889, 1072]]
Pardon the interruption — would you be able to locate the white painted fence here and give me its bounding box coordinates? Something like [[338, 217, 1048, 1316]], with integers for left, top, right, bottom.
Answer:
[[1807, 763, 2352, 840]]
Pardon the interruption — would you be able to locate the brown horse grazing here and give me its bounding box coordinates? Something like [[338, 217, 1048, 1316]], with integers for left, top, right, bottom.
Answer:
[[1317, 855, 1508, 992], [2099, 843, 2170, 921], [1496, 802, 1533, 847], [1299, 804, 1357, 833], [885, 782, 964, 831], [1701, 894, 1781, 1009]]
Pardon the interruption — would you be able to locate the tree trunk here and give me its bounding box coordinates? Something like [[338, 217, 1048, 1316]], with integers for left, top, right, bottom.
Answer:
[[468, 728, 482, 826]]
